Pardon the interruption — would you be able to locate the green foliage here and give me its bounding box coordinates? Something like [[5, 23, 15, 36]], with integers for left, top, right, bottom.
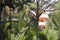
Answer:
[[46, 29, 58, 40], [0, 0, 60, 40], [11, 27, 28, 40], [55, 2, 60, 10], [50, 11, 60, 40]]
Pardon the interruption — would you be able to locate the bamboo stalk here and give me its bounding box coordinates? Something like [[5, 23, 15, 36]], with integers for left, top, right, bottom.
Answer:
[[9, 7, 11, 32], [36, 1, 40, 26]]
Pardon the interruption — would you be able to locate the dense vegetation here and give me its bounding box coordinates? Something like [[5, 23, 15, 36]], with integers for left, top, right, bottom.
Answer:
[[0, 0, 60, 40]]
